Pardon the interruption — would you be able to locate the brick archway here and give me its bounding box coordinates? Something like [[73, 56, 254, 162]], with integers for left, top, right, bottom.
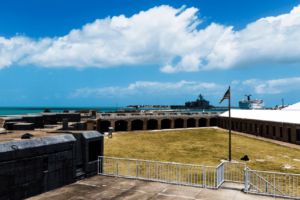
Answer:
[[131, 120, 143, 131], [99, 120, 111, 132], [147, 119, 158, 130], [174, 118, 184, 128], [115, 120, 128, 131], [187, 118, 196, 127], [199, 118, 207, 127], [161, 119, 171, 129]]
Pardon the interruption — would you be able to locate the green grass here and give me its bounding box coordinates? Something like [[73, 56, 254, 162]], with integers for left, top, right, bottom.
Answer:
[[104, 128, 300, 174]]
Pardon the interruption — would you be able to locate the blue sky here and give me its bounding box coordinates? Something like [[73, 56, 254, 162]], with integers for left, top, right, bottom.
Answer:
[[1, 0, 300, 107]]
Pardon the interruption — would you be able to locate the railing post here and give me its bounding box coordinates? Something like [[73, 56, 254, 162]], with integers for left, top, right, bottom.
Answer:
[[98, 156, 100, 174], [244, 168, 247, 193], [273, 173, 275, 197], [204, 167, 206, 188], [179, 165, 181, 184], [116, 159, 118, 176], [157, 162, 158, 181], [136, 160, 138, 179], [225, 162, 226, 181]]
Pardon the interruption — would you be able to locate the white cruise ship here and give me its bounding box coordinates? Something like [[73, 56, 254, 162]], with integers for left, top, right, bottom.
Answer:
[[239, 95, 265, 110]]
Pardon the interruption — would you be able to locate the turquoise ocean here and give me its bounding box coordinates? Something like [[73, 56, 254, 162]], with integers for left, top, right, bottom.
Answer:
[[0, 107, 134, 116], [0, 107, 226, 116]]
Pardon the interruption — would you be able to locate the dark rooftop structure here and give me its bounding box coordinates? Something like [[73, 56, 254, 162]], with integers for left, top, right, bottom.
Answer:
[[0, 130, 103, 199]]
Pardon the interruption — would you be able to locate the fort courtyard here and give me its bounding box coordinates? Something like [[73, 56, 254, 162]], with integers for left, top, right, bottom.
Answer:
[[104, 128, 300, 174]]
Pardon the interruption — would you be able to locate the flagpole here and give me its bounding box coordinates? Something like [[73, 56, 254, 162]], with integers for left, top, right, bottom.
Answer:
[[229, 86, 231, 161]]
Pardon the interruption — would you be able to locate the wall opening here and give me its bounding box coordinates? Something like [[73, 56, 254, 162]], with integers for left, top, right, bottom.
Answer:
[[147, 119, 158, 130], [236, 121, 238, 130], [174, 119, 184, 128], [288, 128, 291, 142], [187, 118, 196, 127], [273, 126, 276, 137], [210, 118, 217, 126], [89, 140, 102, 162], [297, 129, 300, 141], [266, 125, 269, 136], [161, 119, 171, 129], [231, 121, 234, 130], [280, 127, 283, 138], [260, 124, 263, 136], [250, 123, 252, 132], [131, 120, 143, 130], [115, 120, 128, 131], [240, 122, 242, 132], [100, 121, 111, 132], [199, 118, 207, 127], [245, 122, 247, 132], [255, 124, 257, 133]]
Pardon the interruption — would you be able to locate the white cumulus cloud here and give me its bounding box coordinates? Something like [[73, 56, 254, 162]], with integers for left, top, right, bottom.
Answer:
[[69, 80, 224, 98], [242, 77, 300, 94], [1, 5, 300, 72]]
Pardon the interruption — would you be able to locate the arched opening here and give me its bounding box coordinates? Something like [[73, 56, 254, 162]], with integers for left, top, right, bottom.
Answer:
[[240, 122, 242, 132], [161, 119, 171, 129], [115, 120, 128, 131], [100, 121, 111, 132], [131, 120, 143, 131], [210, 118, 218, 126], [174, 119, 184, 128], [187, 118, 196, 127], [199, 118, 207, 127], [147, 119, 158, 130]]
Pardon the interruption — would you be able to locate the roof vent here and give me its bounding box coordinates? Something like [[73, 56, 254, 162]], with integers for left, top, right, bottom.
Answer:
[[21, 133, 34, 139]]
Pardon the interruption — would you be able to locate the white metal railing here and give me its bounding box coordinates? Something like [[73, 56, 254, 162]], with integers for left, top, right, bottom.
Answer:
[[98, 156, 245, 189], [245, 168, 300, 199], [97, 157, 300, 199], [224, 162, 246, 183]]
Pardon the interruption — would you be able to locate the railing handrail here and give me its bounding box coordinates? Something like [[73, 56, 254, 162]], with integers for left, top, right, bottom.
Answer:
[[98, 156, 245, 169], [246, 168, 300, 176], [247, 169, 285, 195]]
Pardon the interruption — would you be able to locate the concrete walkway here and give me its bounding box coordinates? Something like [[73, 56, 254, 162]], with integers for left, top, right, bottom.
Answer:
[[217, 127, 300, 151], [30, 175, 290, 200]]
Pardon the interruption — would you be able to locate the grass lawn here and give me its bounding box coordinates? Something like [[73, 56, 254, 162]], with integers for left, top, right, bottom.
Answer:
[[104, 128, 300, 174]]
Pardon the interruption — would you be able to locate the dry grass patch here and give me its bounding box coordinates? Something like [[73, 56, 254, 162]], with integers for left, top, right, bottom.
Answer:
[[104, 128, 300, 174]]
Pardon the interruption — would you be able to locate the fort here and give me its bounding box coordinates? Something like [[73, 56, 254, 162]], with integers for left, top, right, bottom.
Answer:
[[1, 108, 300, 199], [93, 112, 220, 132]]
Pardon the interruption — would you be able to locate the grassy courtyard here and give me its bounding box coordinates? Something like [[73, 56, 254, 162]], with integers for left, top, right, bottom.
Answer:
[[104, 128, 300, 174]]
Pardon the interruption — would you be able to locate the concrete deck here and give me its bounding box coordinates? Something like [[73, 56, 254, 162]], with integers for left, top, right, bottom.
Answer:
[[29, 175, 290, 200]]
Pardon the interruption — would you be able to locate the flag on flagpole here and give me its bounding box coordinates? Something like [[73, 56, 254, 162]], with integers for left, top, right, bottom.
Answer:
[[219, 88, 230, 104]]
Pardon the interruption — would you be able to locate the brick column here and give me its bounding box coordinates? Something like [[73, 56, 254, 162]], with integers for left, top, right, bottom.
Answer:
[[96, 119, 101, 132], [86, 120, 94, 131], [183, 118, 187, 128], [143, 119, 147, 130], [127, 120, 132, 131], [170, 119, 175, 129], [111, 120, 116, 131], [195, 118, 199, 127], [206, 118, 210, 127], [157, 119, 161, 130]]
